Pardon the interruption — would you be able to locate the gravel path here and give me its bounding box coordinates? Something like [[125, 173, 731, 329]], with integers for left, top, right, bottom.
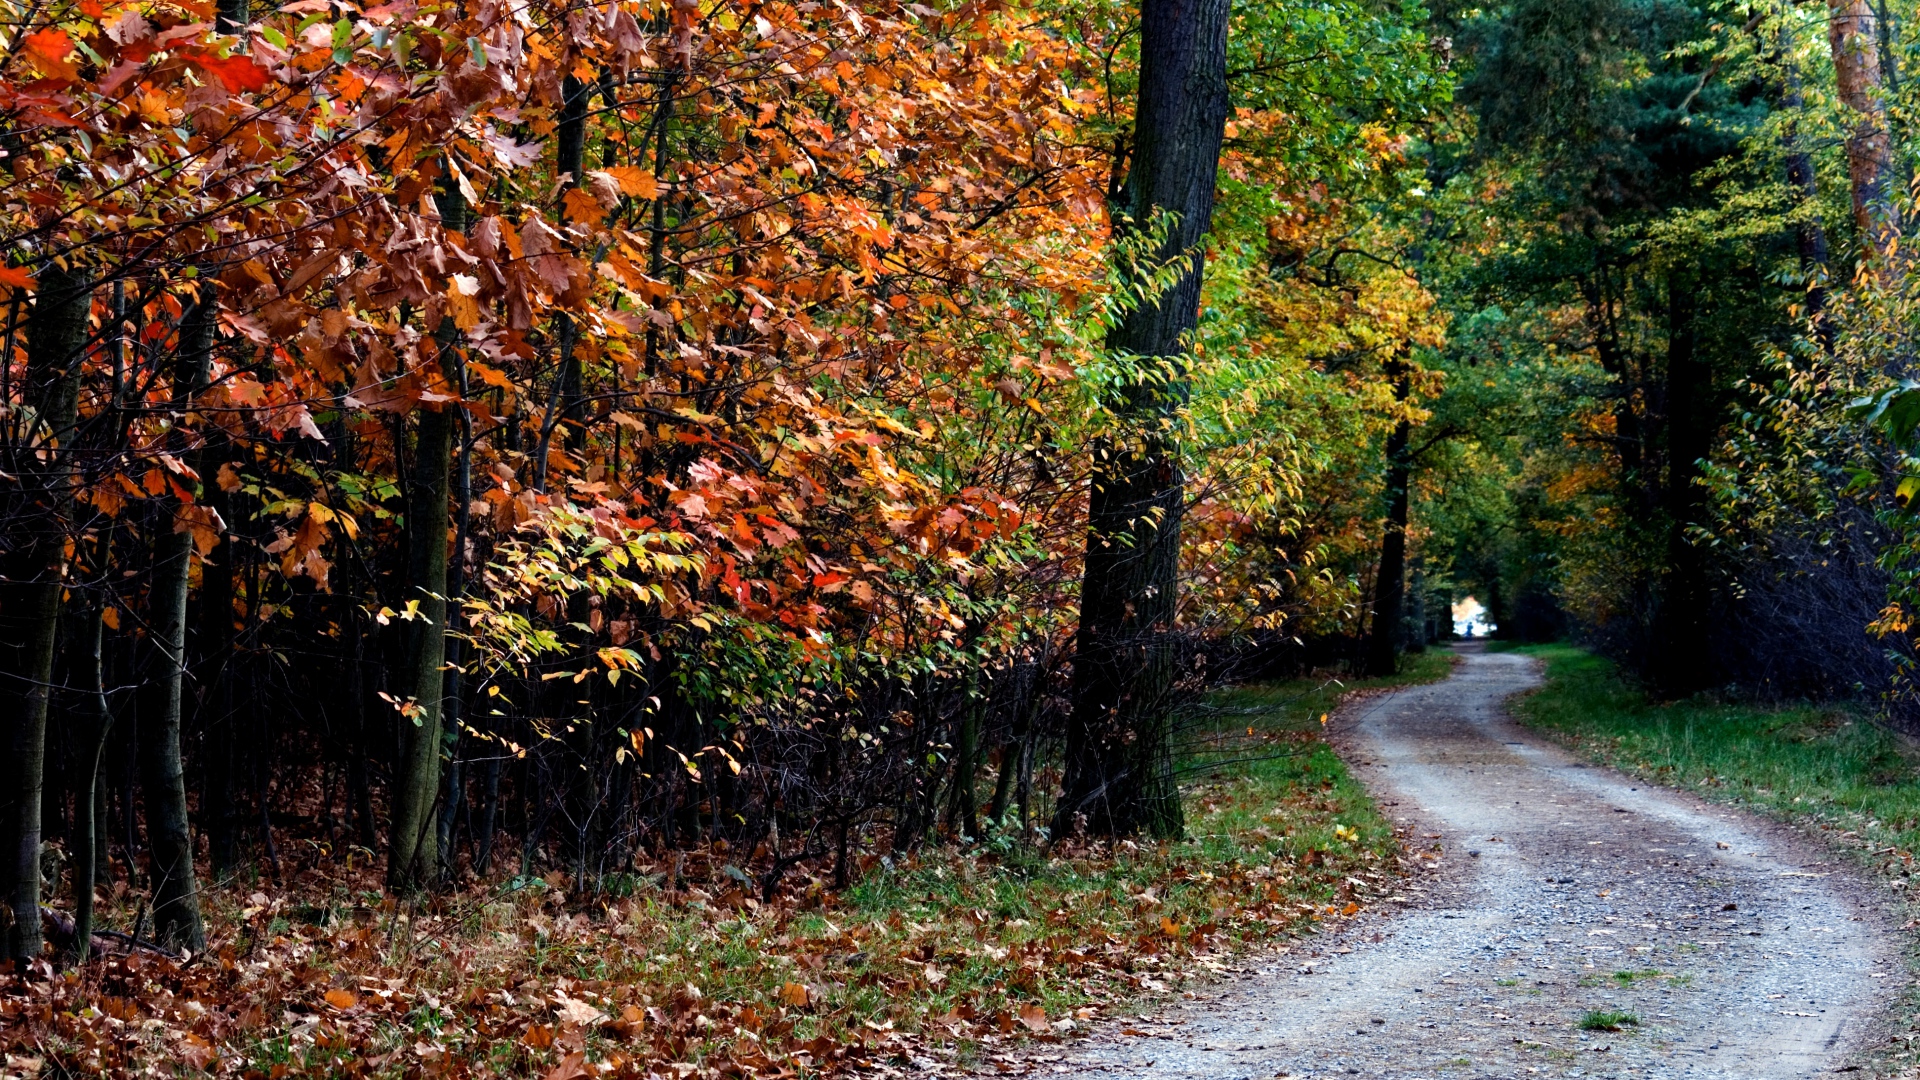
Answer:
[[1045, 645, 1902, 1079]]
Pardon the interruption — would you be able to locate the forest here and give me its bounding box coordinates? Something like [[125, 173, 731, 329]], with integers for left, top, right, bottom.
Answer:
[[3, 0, 1920, 1074]]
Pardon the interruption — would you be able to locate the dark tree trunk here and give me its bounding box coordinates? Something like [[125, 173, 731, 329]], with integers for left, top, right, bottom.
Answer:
[[389, 183, 467, 892], [139, 286, 211, 954], [2, 263, 90, 964], [69, 601, 112, 963], [1366, 366, 1413, 677], [1648, 271, 1711, 698], [1057, 0, 1229, 840]]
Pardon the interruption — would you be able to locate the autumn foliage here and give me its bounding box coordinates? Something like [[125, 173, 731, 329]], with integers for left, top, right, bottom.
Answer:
[[0, 0, 1453, 1071]]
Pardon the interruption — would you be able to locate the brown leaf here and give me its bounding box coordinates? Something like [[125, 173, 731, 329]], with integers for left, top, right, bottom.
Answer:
[[543, 1050, 587, 1080], [1018, 1003, 1049, 1033], [778, 981, 810, 1008]]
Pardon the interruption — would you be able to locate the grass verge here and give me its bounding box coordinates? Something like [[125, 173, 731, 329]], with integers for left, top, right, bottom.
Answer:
[[7, 651, 1452, 1079], [1506, 643, 1920, 1072], [1506, 644, 1920, 856]]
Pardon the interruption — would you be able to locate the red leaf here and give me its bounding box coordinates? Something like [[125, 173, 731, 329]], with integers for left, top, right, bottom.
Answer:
[[190, 52, 271, 93], [0, 266, 37, 292]]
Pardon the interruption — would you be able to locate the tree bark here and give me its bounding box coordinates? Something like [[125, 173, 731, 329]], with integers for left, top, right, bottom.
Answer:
[[2, 263, 90, 964], [388, 187, 465, 892], [138, 285, 211, 954], [1057, 0, 1229, 840], [1828, 0, 1898, 261], [1366, 363, 1413, 677]]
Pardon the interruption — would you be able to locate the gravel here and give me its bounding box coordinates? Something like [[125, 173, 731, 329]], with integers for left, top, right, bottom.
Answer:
[[1040, 645, 1901, 1079]]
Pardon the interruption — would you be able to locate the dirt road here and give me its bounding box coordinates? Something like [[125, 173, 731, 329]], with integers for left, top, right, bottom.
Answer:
[[1049, 646, 1900, 1079]]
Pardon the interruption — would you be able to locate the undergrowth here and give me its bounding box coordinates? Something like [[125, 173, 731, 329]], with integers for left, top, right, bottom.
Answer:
[[7, 652, 1453, 1079]]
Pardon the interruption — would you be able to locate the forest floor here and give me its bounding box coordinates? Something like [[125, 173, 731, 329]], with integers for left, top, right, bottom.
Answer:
[[0, 653, 1453, 1080], [1039, 645, 1902, 1079]]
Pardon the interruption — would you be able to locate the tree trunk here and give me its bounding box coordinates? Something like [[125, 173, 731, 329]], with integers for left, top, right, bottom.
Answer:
[[1057, 0, 1229, 840], [1366, 364, 1413, 677], [70, 601, 112, 963], [1828, 0, 1898, 260], [945, 688, 980, 841], [388, 187, 465, 892], [1648, 270, 1711, 698], [2, 263, 90, 964], [138, 286, 211, 954]]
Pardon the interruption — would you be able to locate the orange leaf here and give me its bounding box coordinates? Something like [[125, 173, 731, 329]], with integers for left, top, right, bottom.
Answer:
[[0, 267, 36, 292], [1018, 1003, 1049, 1032], [778, 981, 810, 1008], [323, 988, 357, 1010], [23, 29, 78, 82], [562, 186, 604, 224], [601, 166, 661, 200]]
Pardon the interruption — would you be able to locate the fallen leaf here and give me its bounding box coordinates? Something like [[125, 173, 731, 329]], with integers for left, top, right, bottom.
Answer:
[[544, 1050, 588, 1080], [323, 989, 357, 1010], [779, 981, 810, 1008], [553, 993, 606, 1027]]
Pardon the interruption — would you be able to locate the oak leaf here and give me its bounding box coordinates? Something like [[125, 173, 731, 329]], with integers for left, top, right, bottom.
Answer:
[[23, 29, 78, 83], [598, 166, 660, 200]]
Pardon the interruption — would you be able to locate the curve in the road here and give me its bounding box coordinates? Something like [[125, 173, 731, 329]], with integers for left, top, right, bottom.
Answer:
[[1047, 646, 1899, 1079]]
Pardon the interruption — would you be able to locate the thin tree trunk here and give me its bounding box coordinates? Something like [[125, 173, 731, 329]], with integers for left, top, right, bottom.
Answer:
[[1058, 0, 1229, 840], [1775, 35, 1835, 352], [1366, 363, 1413, 677], [986, 674, 1032, 827], [138, 284, 211, 954], [1828, 0, 1898, 261], [70, 601, 113, 963], [388, 186, 465, 892], [3, 263, 90, 964]]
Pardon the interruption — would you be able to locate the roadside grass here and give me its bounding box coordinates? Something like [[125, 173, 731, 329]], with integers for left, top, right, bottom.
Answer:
[[1506, 644, 1920, 864], [1505, 644, 1920, 1068], [27, 652, 1454, 1079]]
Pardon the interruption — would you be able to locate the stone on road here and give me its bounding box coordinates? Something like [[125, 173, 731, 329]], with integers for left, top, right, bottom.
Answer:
[[1048, 645, 1898, 1079]]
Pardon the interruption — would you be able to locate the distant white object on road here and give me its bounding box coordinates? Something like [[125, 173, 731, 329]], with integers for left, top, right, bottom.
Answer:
[[1452, 595, 1490, 637]]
